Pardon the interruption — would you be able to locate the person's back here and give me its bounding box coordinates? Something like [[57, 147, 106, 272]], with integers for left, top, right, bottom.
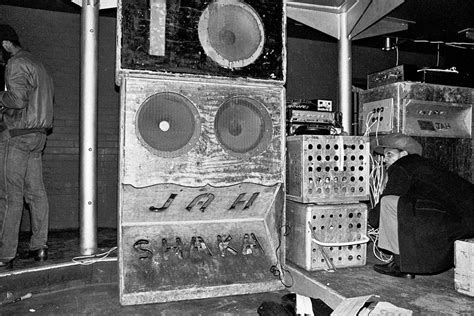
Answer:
[[391, 154, 474, 224], [2, 49, 54, 130], [0, 24, 53, 269]]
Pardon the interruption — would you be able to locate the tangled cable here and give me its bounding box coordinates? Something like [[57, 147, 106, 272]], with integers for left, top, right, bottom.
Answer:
[[72, 246, 118, 265]]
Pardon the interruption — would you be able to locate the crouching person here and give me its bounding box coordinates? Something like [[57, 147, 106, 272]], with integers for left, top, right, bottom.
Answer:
[[369, 133, 474, 278]]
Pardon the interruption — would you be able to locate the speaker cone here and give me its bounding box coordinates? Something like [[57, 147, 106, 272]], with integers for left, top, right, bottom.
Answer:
[[198, 0, 265, 69], [136, 92, 201, 158], [215, 96, 273, 159]]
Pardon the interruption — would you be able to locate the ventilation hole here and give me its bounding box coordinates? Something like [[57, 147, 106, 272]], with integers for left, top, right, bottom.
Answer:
[[308, 144, 313, 150], [308, 155, 313, 161]]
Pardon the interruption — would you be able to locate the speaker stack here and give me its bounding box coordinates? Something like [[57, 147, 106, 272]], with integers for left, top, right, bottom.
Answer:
[[116, 0, 287, 305]]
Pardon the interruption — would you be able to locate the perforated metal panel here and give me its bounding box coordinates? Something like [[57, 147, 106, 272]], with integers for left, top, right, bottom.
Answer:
[[286, 135, 370, 204], [286, 201, 368, 271]]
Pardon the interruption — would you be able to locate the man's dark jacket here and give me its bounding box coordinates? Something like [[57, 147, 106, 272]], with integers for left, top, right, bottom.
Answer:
[[369, 154, 474, 274]]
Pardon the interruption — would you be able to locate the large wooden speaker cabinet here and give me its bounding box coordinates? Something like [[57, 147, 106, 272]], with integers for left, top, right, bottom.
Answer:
[[116, 0, 287, 306], [116, 0, 286, 83]]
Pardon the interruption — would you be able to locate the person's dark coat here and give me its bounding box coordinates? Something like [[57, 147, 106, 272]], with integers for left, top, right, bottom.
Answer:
[[369, 154, 474, 274]]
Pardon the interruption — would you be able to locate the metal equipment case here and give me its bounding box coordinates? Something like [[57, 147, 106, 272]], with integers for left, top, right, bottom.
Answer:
[[286, 135, 370, 204], [286, 201, 368, 271]]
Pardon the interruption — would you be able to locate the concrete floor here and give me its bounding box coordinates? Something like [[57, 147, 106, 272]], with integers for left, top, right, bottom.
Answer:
[[0, 229, 473, 315]]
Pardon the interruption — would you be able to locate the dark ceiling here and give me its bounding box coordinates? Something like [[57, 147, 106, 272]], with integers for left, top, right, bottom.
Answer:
[[1, 0, 474, 70]]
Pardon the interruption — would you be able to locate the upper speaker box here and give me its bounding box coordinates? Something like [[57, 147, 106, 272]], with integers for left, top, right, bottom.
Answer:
[[116, 0, 286, 82]]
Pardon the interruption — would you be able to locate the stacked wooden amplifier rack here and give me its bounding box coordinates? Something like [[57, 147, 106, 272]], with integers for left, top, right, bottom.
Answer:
[[286, 135, 370, 271]]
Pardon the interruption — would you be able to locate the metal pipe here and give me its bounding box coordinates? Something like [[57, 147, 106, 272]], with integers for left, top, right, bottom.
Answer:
[[338, 12, 353, 135], [79, 0, 98, 255]]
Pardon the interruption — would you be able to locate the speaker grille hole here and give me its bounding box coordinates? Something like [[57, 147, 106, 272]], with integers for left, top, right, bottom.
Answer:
[[198, 0, 265, 69], [215, 97, 272, 159], [136, 92, 201, 158]]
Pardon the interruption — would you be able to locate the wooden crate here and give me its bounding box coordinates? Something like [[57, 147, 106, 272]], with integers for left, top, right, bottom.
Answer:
[[286, 200, 368, 271], [286, 135, 370, 204], [455, 238, 474, 297]]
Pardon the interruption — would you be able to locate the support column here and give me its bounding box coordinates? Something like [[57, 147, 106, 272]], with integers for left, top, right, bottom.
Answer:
[[338, 11, 353, 134], [79, 0, 99, 255]]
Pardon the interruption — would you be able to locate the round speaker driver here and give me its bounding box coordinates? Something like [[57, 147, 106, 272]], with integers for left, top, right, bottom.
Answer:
[[136, 92, 201, 158], [198, 0, 265, 69], [215, 96, 273, 159]]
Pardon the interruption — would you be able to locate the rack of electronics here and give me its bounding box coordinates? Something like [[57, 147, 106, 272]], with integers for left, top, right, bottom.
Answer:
[[285, 99, 371, 272], [286, 99, 342, 136]]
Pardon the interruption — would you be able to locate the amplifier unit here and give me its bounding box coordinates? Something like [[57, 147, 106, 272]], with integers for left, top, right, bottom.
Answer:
[[287, 109, 340, 125], [367, 64, 417, 89]]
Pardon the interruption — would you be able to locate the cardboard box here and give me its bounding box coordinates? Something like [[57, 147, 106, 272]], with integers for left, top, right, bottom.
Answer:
[[454, 238, 474, 297]]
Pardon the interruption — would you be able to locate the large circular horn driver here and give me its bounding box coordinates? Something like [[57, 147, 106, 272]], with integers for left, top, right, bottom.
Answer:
[[214, 97, 273, 159], [198, 0, 265, 69], [136, 92, 201, 158]]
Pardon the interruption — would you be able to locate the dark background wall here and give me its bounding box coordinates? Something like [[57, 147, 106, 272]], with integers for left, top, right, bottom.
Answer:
[[0, 5, 471, 230], [0, 6, 119, 230]]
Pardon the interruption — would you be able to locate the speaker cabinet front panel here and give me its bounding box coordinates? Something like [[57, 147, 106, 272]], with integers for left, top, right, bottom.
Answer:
[[119, 183, 285, 305], [121, 76, 285, 187], [117, 0, 285, 82]]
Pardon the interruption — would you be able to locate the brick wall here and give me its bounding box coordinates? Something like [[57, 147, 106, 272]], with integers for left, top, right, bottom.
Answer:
[[0, 6, 119, 229]]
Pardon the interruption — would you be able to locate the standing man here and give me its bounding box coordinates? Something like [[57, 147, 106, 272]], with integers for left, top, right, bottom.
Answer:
[[0, 25, 54, 269], [369, 133, 474, 279]]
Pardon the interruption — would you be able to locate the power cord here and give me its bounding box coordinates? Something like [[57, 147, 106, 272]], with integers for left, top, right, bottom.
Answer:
[[72, 246, 118, 265], [270, 224, 294, 288], [367, 226, 392, 263]]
